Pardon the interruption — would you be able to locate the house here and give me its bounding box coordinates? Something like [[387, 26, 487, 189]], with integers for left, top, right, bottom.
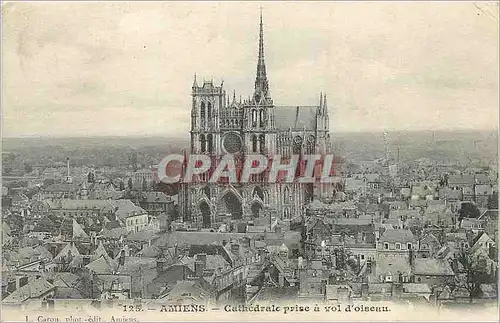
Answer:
[[113, 200, 149, 233], [158, 280, 210, 304], [364, 174, 383, 191], [474, 185, 494, 208], [411, 181, 438, 200], [448, 175, 475, 191], [423, 205, 454, 227], [95, 274, 132, 300], [412, 258, 454, 286], [137, 191, 175, 218], [460, 218, 486, 233], [418, 232, 441, 258], [378, 229, 417, 252], [438, 188, 463, 203], [388, 209, 419, 222], [374, 254, 412, 283], [2, 278, 56, 309], [479, 209, 498, 238]]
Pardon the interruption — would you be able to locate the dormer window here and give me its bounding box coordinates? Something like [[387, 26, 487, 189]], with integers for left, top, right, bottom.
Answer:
[[384, 242, 389, 250], [395, 243, 401, 250], [407, 243, 413, 250]]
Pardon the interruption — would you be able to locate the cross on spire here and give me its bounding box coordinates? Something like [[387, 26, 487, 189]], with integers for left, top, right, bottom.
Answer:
[[254, 8, 270, 102]]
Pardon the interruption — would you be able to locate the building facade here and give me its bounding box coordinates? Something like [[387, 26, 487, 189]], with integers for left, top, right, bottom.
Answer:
[[179, 13, 333, 230]]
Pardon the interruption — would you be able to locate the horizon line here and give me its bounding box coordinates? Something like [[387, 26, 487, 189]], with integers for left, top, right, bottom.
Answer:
[[2, 128, 498, 140]]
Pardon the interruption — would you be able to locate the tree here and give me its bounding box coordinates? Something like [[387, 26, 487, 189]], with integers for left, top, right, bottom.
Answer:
[[458, 202, 480, 222], [456, 248, 492, 302], [129, 152, 138, 172], [127, 178, 133, 190], [87, 172, 95, 183], [24, 164, 33, 174]]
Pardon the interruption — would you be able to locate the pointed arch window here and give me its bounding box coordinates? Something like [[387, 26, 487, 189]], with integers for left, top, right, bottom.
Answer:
[[252, 135, 258, 153], [207, 134, 213, 153], [251, 109, 257, 127], [259, 109, 265, 127], [283, 187, 290, 205], [259, 134, 265, 153], [200, 134, 206, 153], [200, 102, 206, 122], [207, 102, 212, 120]]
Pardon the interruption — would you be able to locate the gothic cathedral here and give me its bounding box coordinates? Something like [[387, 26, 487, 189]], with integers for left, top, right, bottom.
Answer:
[[179, 12, 332, 231]]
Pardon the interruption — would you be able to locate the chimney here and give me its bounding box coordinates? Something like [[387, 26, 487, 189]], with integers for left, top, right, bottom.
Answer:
[[366, 259, 373, 274], [156, 259, 165, 274], [83, 256, 90, 266], [194, 260, 205, 277], [197, 253, 207, 266], [241, 237, 251, 248], [18, 276, 29, 288], [119, 250, 126, 266], [231, 244, 240, 254], [451, 258, 458, 272], [7, 280, 16, 293]]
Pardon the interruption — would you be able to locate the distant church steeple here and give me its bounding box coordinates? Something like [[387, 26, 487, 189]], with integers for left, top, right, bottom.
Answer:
[[254, 8, 270, 102]]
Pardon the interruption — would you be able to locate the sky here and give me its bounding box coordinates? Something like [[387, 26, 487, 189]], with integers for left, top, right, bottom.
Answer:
[[2, 1, 499, 137]]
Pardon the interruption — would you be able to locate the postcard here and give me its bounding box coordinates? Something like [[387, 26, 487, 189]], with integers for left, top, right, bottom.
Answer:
[[1, 1, 499, 322]]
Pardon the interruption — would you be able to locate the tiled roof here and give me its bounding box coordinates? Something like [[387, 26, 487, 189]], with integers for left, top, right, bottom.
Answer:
[[86, 255, 118, 274], [413, 258, 454, 276], [253, 286, 299, 302], [375, 255, 411, 276], [475, 185, 494, 196], [448, 175, 475, 185], [95, 274, 132, 292], [379, 229, 416, 243], [389, 209, 419, 220], [140, 192, 173, 203], [334, 218, 372, 226], [402, 283, 432, 294], [274, 106, 318, 131], [2, 279, 55, 303]]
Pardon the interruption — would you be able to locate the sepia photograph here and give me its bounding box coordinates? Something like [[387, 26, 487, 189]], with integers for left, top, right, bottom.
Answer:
[[1, 1, 499, 322]]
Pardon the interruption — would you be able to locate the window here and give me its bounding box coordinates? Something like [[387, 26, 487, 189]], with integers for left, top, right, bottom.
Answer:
[[259, 110, 265, 127], [395, 243, 401, 250], [200, 102, 206, 122], [251, 110, 257, 127], [207, 134, 213, 153], [407, 243, 412, 250], [252, 135, 258, 152], [360, 255, 365, 260], [386, 275, 392, 282], [207, 102, 212, 120], [200, 134, 206, 152], [259, 134, 265, 153], [384, 243, 389, 250]]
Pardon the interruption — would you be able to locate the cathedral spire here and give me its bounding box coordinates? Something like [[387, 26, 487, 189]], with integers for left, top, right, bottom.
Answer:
[[254, 8, 270, 102], [323, 94, 328, 115], [192, 74, 198, 88]]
